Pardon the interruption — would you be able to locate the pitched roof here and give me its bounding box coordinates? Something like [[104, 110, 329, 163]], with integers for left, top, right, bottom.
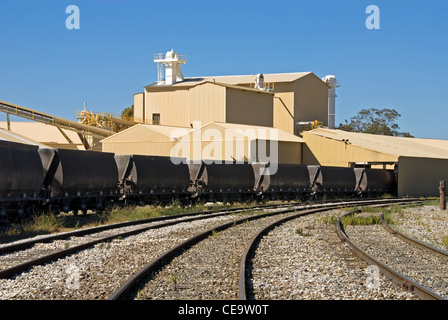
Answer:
[[0, 121, 84, 147], [145, 72, 314, 88], [184, 121, 304, 143], [195, 81, 274, 94], [0, 128, 50, 148], [306, 128, 448, 159], [101, 124, 193, 142]]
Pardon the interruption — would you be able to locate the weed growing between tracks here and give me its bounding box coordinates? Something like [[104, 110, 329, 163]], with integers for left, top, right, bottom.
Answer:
[[0, 200, 272, 243], [0, 201, 210, 241], [316, 205, 405, 226]]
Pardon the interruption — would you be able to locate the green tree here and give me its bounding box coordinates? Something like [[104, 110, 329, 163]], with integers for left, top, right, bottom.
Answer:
[[121, 104, 134, 121], [113, 105, 134, 132], [339, 108, 413, 137]]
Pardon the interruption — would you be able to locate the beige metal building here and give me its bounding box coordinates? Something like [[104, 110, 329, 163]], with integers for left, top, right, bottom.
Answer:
[[0, 121, 87, 150], [302, 128, 448, 197], [135, 80, 274, 128], [173, 122, 304, 164], [0, 127, 50, 148], [134, 72, 329, 134], [102, 121, 304, 164], [101, 124, 192, 156]]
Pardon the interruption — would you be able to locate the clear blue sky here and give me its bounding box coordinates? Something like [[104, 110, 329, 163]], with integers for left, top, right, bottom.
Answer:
[[0, 0, 447, 139]]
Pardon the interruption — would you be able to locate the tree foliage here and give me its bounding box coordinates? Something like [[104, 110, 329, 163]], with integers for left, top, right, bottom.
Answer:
[[121, 104, 134, 121], [113, 105, 134, 132], [338, 108, 413, 137]]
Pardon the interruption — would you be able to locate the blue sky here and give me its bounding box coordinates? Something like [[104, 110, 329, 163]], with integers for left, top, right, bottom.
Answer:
[[0, 0, 447, 139]]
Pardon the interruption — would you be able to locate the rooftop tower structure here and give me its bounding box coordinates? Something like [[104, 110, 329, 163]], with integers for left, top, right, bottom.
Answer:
[[154, 49, 188, 85], [322, 75, 340, 129]]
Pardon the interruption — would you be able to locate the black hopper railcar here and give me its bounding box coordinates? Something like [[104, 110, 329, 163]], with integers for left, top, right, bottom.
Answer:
[[38, 148, 119, 215], [307, 165, 358, 199], [0, 140, 45, 222], [114, 154, 193, 205], [0, 141, 399, 222], [189, 160, 259, 203], [354, 167, 397, 197], [256, 163, 311, 201]]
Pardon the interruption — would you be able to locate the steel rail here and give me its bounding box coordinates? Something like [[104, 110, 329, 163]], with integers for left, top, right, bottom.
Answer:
[[108, 197, 413, 300], [380, 213, 448, 258], [238, 207, 354, 300], [108, 205, 330, 300], [0, 204, 285, 279], [0, 202, 294, 254], [237, 198, 419, 300], [336, 209, 447, 300], [0, 198, 389, 254]]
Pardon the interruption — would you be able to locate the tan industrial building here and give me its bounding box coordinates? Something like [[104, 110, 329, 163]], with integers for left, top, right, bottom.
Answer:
[[172, 122, 304, 164], [122, 50, 327, 165], [135, 80, 275, 128], [134, 50, 332, 134], [3, 49, 448, 198], [102, 121, 304, 164], [303, 128, 448, 197], [101, 124, 192, 156], [0, 127, 50, 148], [0, 121, 87, 150]]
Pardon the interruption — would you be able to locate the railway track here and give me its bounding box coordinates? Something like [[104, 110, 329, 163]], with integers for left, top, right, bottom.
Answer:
[[240, 199, 422, 300], [0, 201, 321, 299], [0, 198, 430, 301], [0, 202, 300, 279], [336, 209, 448, 300], [107, 198, 414, 300]]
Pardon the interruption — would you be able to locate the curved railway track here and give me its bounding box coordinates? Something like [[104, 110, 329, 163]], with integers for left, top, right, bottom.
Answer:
[[239, 199, 422, 300], [380, 212, 448, 258], [0, 198, 430, 301], [107, 198, 414, 300], [1, 201, 332, 299], [335, 209, 447, 300], [0, 202, 300, 279]]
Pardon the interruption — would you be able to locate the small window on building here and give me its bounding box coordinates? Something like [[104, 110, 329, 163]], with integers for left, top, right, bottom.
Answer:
[[152, 113, 160, 125]]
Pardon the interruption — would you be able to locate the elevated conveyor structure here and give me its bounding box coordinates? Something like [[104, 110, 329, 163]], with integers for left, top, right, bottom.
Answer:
[[0, 100, 115, 150]]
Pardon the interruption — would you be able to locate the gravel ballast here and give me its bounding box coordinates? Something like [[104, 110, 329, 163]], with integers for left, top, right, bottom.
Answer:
[[0, 203, 446, 300]]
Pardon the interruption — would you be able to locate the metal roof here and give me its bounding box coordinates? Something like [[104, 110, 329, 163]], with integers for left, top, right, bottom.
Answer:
[[0, 121, 85, 146], [184, 122, 304, 143], [103, 123, 303, 144], [145, 72, 314, 89], [0, 128, 50, 148], [306, 128, 448, 159], [195, 81, 274, 94], [101, 124, 193, 142]]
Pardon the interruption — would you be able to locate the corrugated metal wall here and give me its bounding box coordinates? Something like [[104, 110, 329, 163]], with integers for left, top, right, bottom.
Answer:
[[225, 87, 273, 127], [189, 83, 226, 126], [174, 123, 250, 162], [133, 93, 145, 123], [102, 125, 176, 156], [398, 156, 448, 197], [138, 73, 328, 134], [146, 87, 191, 127], [294, 74, 329, 127], [103, 141, 176, 156], [302, 131, 398, 166]]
